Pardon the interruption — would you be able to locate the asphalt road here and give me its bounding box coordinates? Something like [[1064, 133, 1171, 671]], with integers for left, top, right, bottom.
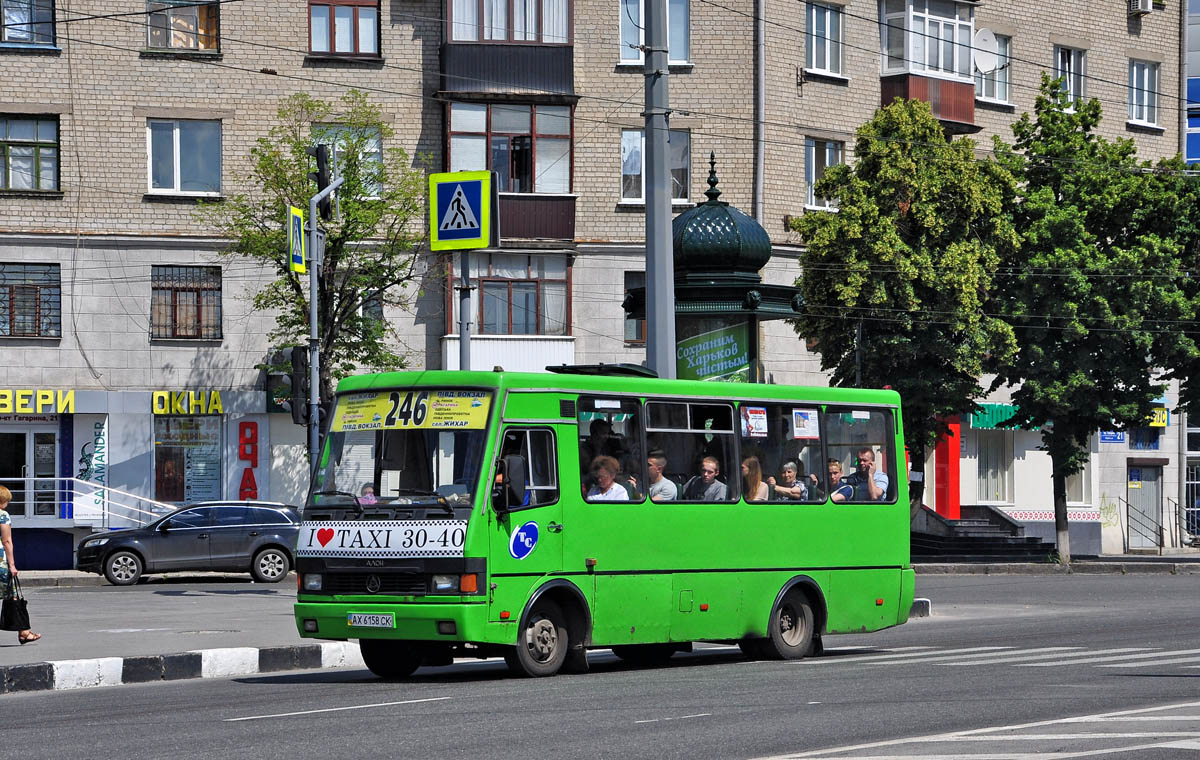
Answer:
[[5, 575, 1200, 760]]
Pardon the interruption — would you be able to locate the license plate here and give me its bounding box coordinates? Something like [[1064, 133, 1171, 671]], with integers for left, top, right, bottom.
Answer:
[[347, 613, 395, 628]]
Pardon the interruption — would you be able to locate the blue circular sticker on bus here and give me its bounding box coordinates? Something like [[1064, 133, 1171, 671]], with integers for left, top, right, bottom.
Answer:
[[509, 521, 539, 560]]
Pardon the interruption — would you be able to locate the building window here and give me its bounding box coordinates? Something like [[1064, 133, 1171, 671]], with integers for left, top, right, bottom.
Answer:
[[976, 429, 1013, 503], [1, 0, 54, 44], [1054, 46, 1085, 103], [450, 0, 570, 42], [313, 123, 382, 195], [154, 418, 222, 502], [147, 119, 221, 195], [1187, 112, 1200, 164], [147, 0, 218, 50], [1, 117, 57, 191], [1065, 459, 1090, 504], [449, 252, 568, 335], [974, 34, 1010, 102], [624, 271, 645, 343], [620, 128, 689, 202], [805, 2, 842, 76], [881, 0, 973, 80], [0, 263, 60, 337], [151, 265, 222, 339], [805, 137, 841, 209], [1128, 59, 1160, 125], [619, 0, 689, 64], [448, 103, 571, 193], [309, 0, 379, 56], [1130, 426, 1161, 451]]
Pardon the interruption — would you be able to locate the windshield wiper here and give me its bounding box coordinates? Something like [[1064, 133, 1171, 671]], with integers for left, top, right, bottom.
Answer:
[[310, 490, 363, 512], [391, 488, 455, 516]]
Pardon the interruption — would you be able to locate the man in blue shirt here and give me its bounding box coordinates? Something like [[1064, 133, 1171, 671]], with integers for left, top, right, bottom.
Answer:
[[832, 447, 889, 502]]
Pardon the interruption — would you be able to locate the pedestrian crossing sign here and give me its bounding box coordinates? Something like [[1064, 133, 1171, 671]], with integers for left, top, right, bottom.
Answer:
[[429, 171, 493, 251], [288, 205, 306, 274]]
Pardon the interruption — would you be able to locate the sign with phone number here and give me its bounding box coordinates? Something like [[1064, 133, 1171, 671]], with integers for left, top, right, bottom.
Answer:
[[297, 520, 468, 558], [331, 390, 491, 432]]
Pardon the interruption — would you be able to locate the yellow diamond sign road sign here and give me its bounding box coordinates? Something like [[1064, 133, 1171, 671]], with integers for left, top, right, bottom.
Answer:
[[429, 171, 491, 251], [288, 205, 306, 274]]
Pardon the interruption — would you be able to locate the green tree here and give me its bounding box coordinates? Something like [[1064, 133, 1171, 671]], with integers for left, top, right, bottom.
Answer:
[[990, 76, 1198, 562], [202, 90, 427, 406], [789, 98, 1018, 510]]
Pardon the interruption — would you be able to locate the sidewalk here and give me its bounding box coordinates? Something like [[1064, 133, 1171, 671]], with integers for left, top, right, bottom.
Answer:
[[2, 557, 1195, 696]]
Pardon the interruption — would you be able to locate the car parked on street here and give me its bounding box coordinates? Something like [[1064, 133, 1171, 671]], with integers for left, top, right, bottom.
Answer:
[[76, 501, 301, 585]]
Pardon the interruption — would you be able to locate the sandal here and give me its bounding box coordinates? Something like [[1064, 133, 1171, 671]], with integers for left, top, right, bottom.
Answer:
[[18, 632, 41, 645]]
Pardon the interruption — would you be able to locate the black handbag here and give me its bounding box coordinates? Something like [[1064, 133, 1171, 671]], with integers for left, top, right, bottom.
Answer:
[[1, 575, 30, 631]]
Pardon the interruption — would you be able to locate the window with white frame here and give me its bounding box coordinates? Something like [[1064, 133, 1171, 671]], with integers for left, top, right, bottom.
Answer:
[[147, 119, 221, 194], [313, 123, 383, 196], [806, 2, 842, 76], [450, 0, 570, 42], [619, 0, 689, 64], [881, 0, 973, 80], [976, 428, 1013, 503], [147, 0, 218, 50], [624, 270, 644, 343], [449, 252, 568, 335], [309, 0, 379, 56], [1, 116, 57, 191], [1054, 45, 1085, 103], [974, 34, 1010, 102], [620, 128, 689, 202], [448, 103, 571, 193], [805, 137, 842, 209], [1, 0, 54, 44], [1128, 59, 1160, 125], [1065, 458, 1091, 504]]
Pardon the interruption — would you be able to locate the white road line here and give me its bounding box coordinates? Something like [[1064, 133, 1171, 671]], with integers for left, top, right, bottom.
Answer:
[[1098, 654, 1200, 668], [635, 713, 711, 724], [807, 646, 1010, 664], [1020, 647, 1200, 667], [225, 696, 452, 722], [1084, 717, 1200, 722], [941, 647, 1151, 666], [865, 647, 1077, 665]]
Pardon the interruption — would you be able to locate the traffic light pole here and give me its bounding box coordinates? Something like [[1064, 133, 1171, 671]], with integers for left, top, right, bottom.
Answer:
[[644, 0, 676, 378], [308, 177, 344, 474]]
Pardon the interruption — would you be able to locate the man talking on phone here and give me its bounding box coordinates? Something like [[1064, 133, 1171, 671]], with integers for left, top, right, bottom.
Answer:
[[831, 447, 888, 502]]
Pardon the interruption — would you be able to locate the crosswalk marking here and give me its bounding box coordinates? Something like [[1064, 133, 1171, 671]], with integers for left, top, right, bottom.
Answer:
[[809, 645, 1009, 664], [943, 647, 1153, 666], [865, 646, 1079, 665], [1020, 647, 1200, 667], [1098, 654, 1200, 668]]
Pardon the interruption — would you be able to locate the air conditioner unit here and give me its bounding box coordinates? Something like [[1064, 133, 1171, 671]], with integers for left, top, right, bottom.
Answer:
[[1128, 0, 1152, 16]]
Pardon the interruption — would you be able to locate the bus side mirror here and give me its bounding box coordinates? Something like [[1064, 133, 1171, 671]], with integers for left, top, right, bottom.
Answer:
[[492, 455, 527, 513]]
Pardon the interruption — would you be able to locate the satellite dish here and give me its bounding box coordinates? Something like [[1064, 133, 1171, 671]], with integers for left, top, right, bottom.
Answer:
[[973, 28, 998, 74]]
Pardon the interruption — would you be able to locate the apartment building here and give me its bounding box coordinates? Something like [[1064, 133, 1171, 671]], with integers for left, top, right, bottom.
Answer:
[[0, 0, 1185, 565]]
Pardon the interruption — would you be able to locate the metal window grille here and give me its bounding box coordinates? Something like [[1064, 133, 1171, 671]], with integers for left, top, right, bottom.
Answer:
[[0, 262, 61, 337], [151, 265, 222, 339]]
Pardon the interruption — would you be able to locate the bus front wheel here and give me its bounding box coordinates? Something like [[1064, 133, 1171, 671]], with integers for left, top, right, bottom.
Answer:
[[509, 600, 569, 677], [360, 639, 423, 678], [765, 589, 816, 660]]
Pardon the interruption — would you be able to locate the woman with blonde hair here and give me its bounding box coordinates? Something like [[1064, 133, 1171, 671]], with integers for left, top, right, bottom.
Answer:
[[0, 485, 41, 644], [741, 456, 769, 501]]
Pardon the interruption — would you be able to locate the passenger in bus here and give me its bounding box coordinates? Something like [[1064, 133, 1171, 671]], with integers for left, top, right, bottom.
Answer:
[[359, 483, 378, 505], [616, 454, 643, 500], [768, 462, 807, 501], [681, 457, 728, 501], [580, 419, 625, 466], [826, 459, 844, 500], [645, 451, 677, 501], [586, 456, 629, 501], [741, 456, 769, 501], [831, 447, 888, 502]]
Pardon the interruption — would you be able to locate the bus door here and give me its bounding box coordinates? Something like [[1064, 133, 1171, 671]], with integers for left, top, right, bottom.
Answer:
[[488, 427, 564, 618]]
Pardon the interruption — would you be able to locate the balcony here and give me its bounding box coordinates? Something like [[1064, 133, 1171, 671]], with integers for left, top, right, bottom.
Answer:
[[498, 193, 575, 242], [441, 43, 574, 97], [441, 334, 575, 371], [881, 74, 978, 134]]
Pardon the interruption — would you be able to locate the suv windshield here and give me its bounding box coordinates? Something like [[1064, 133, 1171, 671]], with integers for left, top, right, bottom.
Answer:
[[309, 389, 492, 510]]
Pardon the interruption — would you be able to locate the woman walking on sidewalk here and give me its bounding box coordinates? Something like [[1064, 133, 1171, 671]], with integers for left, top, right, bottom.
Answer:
[[0, 485, 41, 644]]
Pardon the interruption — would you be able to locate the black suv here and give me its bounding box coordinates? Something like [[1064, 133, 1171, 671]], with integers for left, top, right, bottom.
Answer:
[[76, 501, 301, 586]]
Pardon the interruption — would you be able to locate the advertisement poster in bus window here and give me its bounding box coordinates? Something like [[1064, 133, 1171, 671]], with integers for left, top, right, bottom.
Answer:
[[740, 406, 768, 437], [792, 408, 819, 439], [332, 390, 491, 432]]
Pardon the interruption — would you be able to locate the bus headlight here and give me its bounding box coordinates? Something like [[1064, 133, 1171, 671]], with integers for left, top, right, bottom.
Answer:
[[303, 574, 323, 591], [432, 574, 459, 592]]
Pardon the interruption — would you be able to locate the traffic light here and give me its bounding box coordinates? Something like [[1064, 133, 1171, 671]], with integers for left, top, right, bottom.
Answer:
[[307, 144, 332, 221], [289, 345, 310, 426]]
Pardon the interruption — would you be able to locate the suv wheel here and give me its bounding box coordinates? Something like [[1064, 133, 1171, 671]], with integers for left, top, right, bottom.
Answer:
[[104, 551, 143, 586], [251, 547, 290, 583]]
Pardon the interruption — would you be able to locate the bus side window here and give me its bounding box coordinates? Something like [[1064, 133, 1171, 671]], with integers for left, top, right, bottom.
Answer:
[[823, 408, 896, 504], [648, 401, 736, 502], [741, 403, 823, 503], [578, 396, 645, 502], [500, 428, 559, 508]]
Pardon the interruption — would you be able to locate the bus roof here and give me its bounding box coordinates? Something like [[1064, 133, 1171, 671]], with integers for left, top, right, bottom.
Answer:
[[335, 369, 902, 407]]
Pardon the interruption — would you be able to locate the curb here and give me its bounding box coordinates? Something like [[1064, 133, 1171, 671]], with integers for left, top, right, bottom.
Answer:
[[0, 642, 365, 695], [914, 562, 1200, 575]]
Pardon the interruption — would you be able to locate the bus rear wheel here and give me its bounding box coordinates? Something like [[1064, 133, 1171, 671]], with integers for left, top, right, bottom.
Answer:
[[765, 589, 815, 660], [611, 643, 677, 666], [360, 639, 423, 678], [509, 600, 568, 677]]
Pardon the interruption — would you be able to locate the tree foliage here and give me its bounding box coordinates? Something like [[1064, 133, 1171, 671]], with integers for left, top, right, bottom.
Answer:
[[989, 76, 1199, 561], [202, 90, 427, 402], [789, 98, 1019, 503]]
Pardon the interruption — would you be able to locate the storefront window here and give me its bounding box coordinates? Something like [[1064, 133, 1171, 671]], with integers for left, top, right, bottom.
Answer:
[[154, 416, 222, 502]]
